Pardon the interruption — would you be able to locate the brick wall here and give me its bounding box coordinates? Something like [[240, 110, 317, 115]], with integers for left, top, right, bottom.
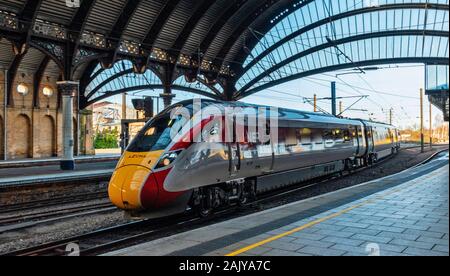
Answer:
[[0, 69, 94, 160]]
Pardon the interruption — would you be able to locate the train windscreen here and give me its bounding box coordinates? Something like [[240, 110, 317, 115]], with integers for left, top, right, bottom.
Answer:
[[127, 114, 187, 152]]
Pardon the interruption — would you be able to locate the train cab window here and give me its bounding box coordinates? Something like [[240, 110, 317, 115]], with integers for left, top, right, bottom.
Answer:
[[127, 114, 185, 152]]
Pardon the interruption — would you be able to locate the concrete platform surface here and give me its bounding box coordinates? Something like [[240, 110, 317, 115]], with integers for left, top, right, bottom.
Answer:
[[0, 160, 116, 187], [0, 154, 119, 169], [107, 151, 449, 257]]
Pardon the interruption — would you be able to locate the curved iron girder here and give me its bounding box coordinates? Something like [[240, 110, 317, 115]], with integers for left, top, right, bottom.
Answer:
[[238, 57, 450, 99], [66, 0, 97, 79], [84, 84, 221, 108], [169, 0, 216, 87], [141, 0, 182, 55], [213, 0, 280, 71], [193, 0, 247, 63], [238, 2, 449, 76], [6, 0, 44, 106], [6, 53, 25, 106], [86, 66, 222, 100], [171, 0, 215, 57], [79, 60, 100, 97], [12, 0, 44, 54], [239, 29, 449, 93], [85, 68, 142, 99], [231, 0, 312, 71], [28, 38, 65, 70], [70, 0, 97, 36], [99, 0, 143, 68], [196, 77, 223, 98], [33, 55, 50, 108], [85, 64, 104, 85]]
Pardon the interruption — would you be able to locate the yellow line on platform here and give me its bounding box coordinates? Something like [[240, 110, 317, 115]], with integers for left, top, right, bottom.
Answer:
[[226, 186, 405, 257]]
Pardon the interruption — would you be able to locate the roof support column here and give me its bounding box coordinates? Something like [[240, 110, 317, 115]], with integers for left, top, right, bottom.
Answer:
[[57, 81, 78, 170], [223, 77, 237, 101], [160, 64, 176, 108], [160, 91, 176, 108], [6, 53, 26, 107], [331, 81, 337, 116]]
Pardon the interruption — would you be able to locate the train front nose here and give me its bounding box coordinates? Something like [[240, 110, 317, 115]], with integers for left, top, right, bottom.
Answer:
[[108, 165, 157, 210]]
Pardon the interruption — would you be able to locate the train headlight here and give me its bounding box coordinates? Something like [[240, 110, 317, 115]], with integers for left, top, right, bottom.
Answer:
[[162, 158, 171, 167], [156, 151, 182, 169]]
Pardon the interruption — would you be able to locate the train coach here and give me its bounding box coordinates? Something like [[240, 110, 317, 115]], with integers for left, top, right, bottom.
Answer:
[[108, 100, 400, 217]]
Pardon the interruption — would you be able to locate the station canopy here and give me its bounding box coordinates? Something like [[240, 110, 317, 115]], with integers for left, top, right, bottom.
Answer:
[[0, 0, 448, 109]]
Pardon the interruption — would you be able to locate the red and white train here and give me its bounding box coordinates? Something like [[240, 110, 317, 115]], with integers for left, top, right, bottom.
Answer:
[[109, 100, 400, 217]]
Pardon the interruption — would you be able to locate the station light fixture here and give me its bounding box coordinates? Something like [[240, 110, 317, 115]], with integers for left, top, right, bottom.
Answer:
[[43, 86, 54, 97], [16, 83, 29, 96]]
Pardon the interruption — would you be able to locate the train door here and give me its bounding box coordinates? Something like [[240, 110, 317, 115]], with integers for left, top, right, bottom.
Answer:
[[244, 119, 273, 174], [357, 124, 367, 157], [389, 128, 395, 145], [258, 120, 275, 173], [349, 125, 359, 155], [228, 143, 241, 177], [366, 126, 375, 154], [228, 116, 241, 177]]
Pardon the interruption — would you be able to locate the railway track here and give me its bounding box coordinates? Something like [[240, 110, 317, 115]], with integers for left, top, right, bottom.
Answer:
[[0, 202, 114, 226], [0, 192, 114, 234], [2, 212, 225, 256], [3, 146, 447, 256], [0, 191, 108, 214]]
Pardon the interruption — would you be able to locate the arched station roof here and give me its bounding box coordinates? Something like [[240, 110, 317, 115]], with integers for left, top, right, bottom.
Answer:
[[0, 0, 448, 108]]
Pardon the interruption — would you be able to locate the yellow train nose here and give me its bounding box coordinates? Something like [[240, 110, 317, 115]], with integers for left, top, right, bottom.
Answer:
[[108, 165, 151, 210]]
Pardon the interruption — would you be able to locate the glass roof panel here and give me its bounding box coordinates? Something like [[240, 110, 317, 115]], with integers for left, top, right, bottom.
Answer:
[[237, 2, 448, 91], [239, 35, 449, 93]]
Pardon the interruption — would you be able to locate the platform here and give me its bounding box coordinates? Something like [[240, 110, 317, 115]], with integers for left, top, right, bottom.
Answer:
[[0, 154, 119, 169], [0, 159, 116, 187], [107, 151, 449, 257]]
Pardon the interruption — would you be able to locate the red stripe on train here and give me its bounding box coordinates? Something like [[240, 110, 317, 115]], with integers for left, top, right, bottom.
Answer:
[[140, 168, 185, 209]]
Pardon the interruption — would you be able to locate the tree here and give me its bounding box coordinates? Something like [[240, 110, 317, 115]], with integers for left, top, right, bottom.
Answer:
[[94, 128, 120, 149]]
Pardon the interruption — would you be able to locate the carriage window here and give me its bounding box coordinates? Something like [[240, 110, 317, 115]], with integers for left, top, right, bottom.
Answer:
[[286, 128, 298, 146], [343, 129, 352, 142]]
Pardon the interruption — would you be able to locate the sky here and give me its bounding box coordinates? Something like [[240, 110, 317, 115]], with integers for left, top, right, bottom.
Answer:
[[107, 63, 442, 130]]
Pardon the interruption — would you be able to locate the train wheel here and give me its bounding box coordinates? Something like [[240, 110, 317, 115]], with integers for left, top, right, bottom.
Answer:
[[238, 193, 249, 206], [198, 206, 213, 218], [238, 181, 256, 206], [373, 154, 379, 163], [368, 154, 377, 165], [344, 159, 353, 172]]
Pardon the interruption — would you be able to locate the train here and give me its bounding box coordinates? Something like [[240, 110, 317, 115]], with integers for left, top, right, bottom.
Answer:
[[108, 99, 400, 217]]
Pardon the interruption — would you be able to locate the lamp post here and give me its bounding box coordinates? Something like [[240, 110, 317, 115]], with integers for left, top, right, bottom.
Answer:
[[420, 89, 424, 153], [313, 94, 317, 112], [429, 101, 432, 149]]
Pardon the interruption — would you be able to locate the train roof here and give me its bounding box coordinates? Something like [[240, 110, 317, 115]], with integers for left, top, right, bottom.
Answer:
[[361, 120, 398, 129], [169, 99, 397, 128]]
